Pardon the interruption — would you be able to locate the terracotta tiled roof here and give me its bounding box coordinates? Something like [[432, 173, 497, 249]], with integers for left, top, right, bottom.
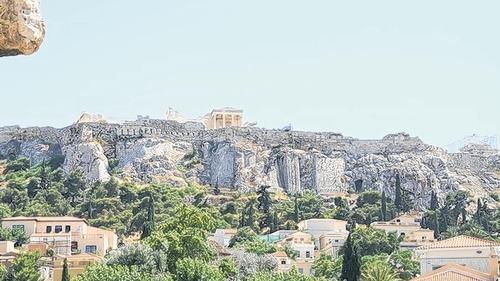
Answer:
[[415, 235, 500, 250], [411, 264, 494, 281], [223, 229, 238, 235], [272, 251, 288, 258]]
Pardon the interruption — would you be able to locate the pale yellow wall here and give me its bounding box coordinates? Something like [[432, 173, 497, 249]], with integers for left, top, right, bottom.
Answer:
[[1, 218, 117, 257], [1, 220, 37, 236], [294, 259, 314, 275], [34, 220, 87, 234], [372, 224, 422, 236], [405, 229, 434, 242], [0, 241, 15, 254]]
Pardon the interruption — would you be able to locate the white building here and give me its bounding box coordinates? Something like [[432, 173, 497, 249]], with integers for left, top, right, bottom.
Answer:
[[211, 229, 237, 247], [297, 219, 349, 250]]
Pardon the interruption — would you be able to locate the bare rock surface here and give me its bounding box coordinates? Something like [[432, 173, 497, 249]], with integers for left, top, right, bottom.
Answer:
[[1, 120, 498, 210], [0, 0, 44, 56]]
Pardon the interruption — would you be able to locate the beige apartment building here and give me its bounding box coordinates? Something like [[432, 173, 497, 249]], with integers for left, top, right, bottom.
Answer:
[[276, 232, 315, 275], [371, 214, 435, 249], [0, 216, 118, 257], [415, 235, 500, 278]]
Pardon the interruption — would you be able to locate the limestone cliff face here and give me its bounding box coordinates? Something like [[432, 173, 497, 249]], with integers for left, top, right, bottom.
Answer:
[[0, 0, 45, 56], [63, 142, 110, 183], [0, 120, 498, 209]]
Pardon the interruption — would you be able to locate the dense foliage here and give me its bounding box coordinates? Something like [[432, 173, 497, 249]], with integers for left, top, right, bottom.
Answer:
[[0, 157, 498, 281]]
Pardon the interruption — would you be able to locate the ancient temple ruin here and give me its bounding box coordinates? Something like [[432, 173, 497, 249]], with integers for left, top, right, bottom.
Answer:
[[204, 107, 243, 129]]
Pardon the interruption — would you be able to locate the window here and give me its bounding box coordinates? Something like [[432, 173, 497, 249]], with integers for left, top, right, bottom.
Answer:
[[65, 225, 71, 233], [298, 268, 304, 274], [85, 245, 97, 254], [55, 225, 63, 233], [46, 226, 52, 233], [12, 225, 25, 233], [396, 219, 401, 222], [281, 260, 286, 265], [71, 241, 78, 252], [306, 251, 311, 258]]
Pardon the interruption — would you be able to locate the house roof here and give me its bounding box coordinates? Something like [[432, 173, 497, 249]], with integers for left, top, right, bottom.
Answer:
[[0, 216, 87, 223], [415, 235, 500, 251], [223, 229, 238, 235], [211, 107, 243, 114], [272, 251, 288, 258], [298, 218, 347, 224], [411, 264, 495, 281]]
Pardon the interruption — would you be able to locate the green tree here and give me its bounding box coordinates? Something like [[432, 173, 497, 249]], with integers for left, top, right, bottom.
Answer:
[[4, 158, 31, 174], [7, 252, 41, 281], [241, 198, 257, 229], [63, 170, 86, 206], [228, 227, 259, 247], [140, 195, 155, 240], [218, 257, 239, 279], [313, 253, 342, 280], [293, 195, 300, 223], [61, 258, 70, 281], [146, 204, 216, 272], [175, 258, 224, 281], [390, 250, 420, 280], [257, 185, 272, 231], [433, 211, 440, 239], [429, 191, 438, 210], [349, 226, 399, 257], [341, 232, 361, 281], [381, 191, 387, 221], [73, 264, 169, 281], [360, 259, 400, 281], [105, 243, 168, 276], [248, 268, 325, 281]]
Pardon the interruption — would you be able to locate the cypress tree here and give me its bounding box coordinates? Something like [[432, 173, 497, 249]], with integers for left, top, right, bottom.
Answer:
[[439, 209, 448, 232], [257, 186, 272, 230], [61, 258, 70, 281], [474, 198, 482, 224], [341, 232, 361, 281], [394, 174, 402, 213], [239, 208, 246, 228], [271, 211, 279, 233], [244, 199, 256, 228], [39, 160, 50, 190], [293, 195, 300, 223], [381, 191, 387, 221], [430, 191, 438, 210], [141, 196, 155, 240], [433, 211, 440, 239]]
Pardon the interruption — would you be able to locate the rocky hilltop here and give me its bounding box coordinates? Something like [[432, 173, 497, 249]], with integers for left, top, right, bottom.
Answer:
[[0, 119, 499, 209]]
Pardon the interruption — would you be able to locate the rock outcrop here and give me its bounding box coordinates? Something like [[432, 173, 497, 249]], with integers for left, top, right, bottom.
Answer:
[[0, 0, 44, 56], [1, 119, 499, 209]]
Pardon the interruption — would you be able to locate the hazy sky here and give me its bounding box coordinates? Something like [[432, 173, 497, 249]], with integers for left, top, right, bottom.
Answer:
[[1, 1, 499, 148]]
